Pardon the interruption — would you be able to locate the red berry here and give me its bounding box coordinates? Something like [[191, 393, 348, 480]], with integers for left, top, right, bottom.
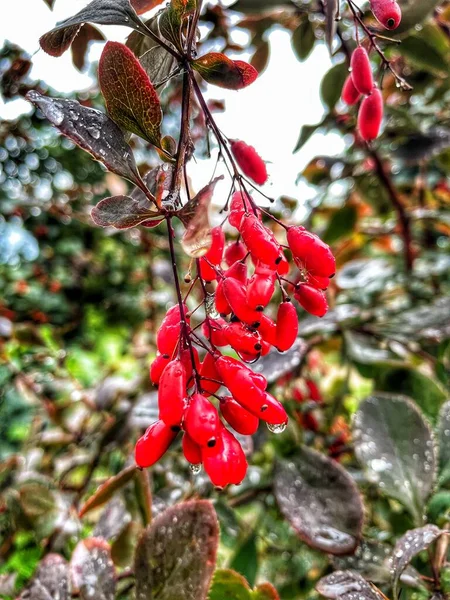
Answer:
[[223, 321, 263, 356], [156, 304, 189, 355], [276, 252, 290, 276], [215, 260, 249, 315], [184, 393, 221, 447], [182, 433, 202, 465], [239, 213, 282, 268], [246, 271, 276, 311], [215, 354, 267, 391], [220, 396, 259, 435], [351, 47, 374, 96], [228, 191, 254, 228], [276, 301, 298, 352], [202, 427, 247, 488], [222, 277, 261, 326], [370, 0, 401, 29], [258, 314, 277, 346], [199, 351, 222, 396], [135, 420, 177, 468], [230, 140, 268, 186], [150, 353, 170, 385], [294, 284, 328, 317], [198, 226, 225, 281], [224, 240, 247, 266], [158, 359, 187, 427], [286, 227, 335, 278], [358, 88, 383, 141], [202, 318, 228, 346], [341, 75, 361, 106], [307, 273, 330, 290]]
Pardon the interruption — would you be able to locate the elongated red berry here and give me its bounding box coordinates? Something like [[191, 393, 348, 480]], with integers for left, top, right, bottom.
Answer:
[[220, 396, 259, 435], [370, 0, 402, 29], [294, 284, 328, 317], [258, 391, 289, 425], [307, 273, 330, 290], [222, 278, 261, 326], [182, 433, 202, 465], [198, 226, 225, 281], [150, 353, 170, 385], [258, 314, 277, 346], [135, 420, 177, 468], [276, 301, 298, 352], [228, 191, 254, 228], [342, 75, 361, 106], [202, 427, 247, 487], [215, 354, 267, 391], [239, 213, 282, 268], [202, 318, 228, 346], [224, 240, 247, 266], [200, 351, 222, 396], [156, 304, 189, 355], [358, 88, 383, 141], [246, 271, 276, 311], [230, 140, 268, 186], [286, 227, 335, 278], [223, 321, 262, 356], [158, 359, 187, 427], [184, 393, 221, 447], [350, 47, 373, 96]]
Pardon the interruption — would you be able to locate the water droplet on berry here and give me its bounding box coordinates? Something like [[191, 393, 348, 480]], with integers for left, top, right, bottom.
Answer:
[[189, 463, 202, 475], [267, 422, 287, 434]]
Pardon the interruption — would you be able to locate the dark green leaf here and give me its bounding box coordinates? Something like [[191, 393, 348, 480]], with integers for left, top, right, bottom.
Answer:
[[399, 34, 448, 75], [274, 446, 364, 555], [293, 121, 324, 153], [292, 19, 315, 61], [230, 533, 258, 588], [135, 500, 219, 600], [320, 62, 348, 111], [322, 205, 357, 244], [353, 394, 437, 524], [208, 569, 251, 600]]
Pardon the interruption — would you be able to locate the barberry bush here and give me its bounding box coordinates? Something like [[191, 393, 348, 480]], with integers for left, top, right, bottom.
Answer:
[[0, 0, 449, 598]]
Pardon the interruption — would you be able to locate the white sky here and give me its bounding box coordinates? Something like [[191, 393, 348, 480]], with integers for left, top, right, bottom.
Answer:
[[0, 0, 346, 204]]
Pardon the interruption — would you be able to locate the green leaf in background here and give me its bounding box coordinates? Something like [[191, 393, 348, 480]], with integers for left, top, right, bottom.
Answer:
[[208, 569, 280, 600], [353, 394, 437, 525], [292, 19, 315, 61], [320, 62, 348, 111], [230, 533, 259, 588], [294, 120, 325, 153], [437, 401, 450, 485], [399, 33, 449, 75], [322, 205, 358, 244]]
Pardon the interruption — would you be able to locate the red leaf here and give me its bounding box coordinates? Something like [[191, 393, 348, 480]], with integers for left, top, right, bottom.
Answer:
[[99, 41, 162, 147], [71, 24, 105, 71], [79, 465, 137, 517], [130, 0, 165, 13], [192, 53, 258, 90]]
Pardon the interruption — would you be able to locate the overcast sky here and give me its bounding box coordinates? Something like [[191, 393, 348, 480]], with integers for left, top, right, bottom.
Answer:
[[0, 0, 346, 204]]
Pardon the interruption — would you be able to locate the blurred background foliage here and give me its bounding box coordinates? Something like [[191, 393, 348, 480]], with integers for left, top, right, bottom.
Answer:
[[0, 0, 450, 597]]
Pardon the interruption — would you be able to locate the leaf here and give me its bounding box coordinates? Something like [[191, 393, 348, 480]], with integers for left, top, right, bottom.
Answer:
[[294, 119, 325, 153], [292, 19, 315, 62], [91, 195, 163, 229], [71, 538, 116, 600], [251, 339, 309, 384], [40, 0, 146, 57], [19, 554, 70, 600], [324, 0, 337, 52], [250, 40, 270, 74], [26, 91, 148, 194], [93, 496, 132, 542], [99, 41, 162, 147], [438, 401, 450, 484], [230, 533, 258, 588], [317, 570, 386, 600], [178, 176, 223, 257], [353, 393, 437, 524], [18, 481, 56, 519], [322, 205, 357, 244], [320, 62, 348, 111], [208, 569, 251, 600], [252, 583, 280, 600], [141, 45, 178, 87], [274, 446, 364, 555], [399, 34, 449, 75], [131, 0, 165, 14], [391, 525, 444, 599], [159, 0, 196, 51], [79, 465, 137, 517], [134, 500, 219, 600], [71, 24, 105, 71], [192, 53, 258, 90], [393, 0, 442, 35]]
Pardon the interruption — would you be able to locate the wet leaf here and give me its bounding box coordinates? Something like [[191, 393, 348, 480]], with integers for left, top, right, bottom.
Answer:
[[134, 500, 219, 600], [192, 53, 258, 90], [71, 538, 116, 600], [79, 465, 137, 517], [251, 339, 308, 384], [317, 570, 385, 600], [438, 401, 450, 484], [336, 259, 395, 291], [208, 569, 251, 600], [91, 195, 163, 229], [274, 446, 364, 555], [253, 583, 280, 599], [71, 24, 105, 71], [391, 525, 444, 599], [99, 41, 162, 147], [292, 19, 315, 61], [178, 176, 223, 257], [40, 0, 146, 57], [93, 496, 132, 542], [230, 533, 258, 588], [159, 0, 196, 50], [353, 394, 437, 524], [19, 553, 69, 600], [26, 91, 148, 193], [344, 331, 402, 366], [320, 61, 348, 111]]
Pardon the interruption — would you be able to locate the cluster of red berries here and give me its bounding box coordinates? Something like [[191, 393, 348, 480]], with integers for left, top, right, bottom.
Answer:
[[135, 181, 336, 487], [341, 0, 402, 142]]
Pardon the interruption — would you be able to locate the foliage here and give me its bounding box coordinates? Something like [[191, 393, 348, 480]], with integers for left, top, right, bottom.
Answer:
[[0, 0, 449, 598]]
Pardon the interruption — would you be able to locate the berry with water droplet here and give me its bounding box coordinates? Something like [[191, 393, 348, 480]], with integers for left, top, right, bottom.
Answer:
[[182, 432, 203, 465], [156, 304, 189, 355], [135, 420, 177, 468], [220, 396, 259, 435], [239, 213, 283, 268]]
